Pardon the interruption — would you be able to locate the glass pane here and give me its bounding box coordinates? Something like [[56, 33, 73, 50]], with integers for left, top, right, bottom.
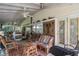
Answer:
[[59, 21, 65, 44], [70, 18, 77, 47], [36, 22, 43, 34], [32, 23, 37, 33]]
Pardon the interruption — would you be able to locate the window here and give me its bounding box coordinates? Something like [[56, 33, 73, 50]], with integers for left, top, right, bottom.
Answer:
[[32, 22, 43, 34]]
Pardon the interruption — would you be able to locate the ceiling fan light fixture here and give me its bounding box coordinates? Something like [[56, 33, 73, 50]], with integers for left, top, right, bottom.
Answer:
[[23, 12, 29, 17]]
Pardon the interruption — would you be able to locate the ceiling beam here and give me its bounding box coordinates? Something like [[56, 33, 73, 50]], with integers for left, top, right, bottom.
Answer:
[[0, 12, 16, 13], [7, 3, 40, 9], [0, 8, 38, 14], [23, 3, 40, 7], [0, 3, 40, 10], [0, 8, 37, 12]]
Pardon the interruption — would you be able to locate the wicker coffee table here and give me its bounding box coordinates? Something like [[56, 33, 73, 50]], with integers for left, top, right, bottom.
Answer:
[[23, 42, 37, 56]]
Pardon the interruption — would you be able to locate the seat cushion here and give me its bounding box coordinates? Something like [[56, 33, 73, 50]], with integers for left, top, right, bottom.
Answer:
[[42, 43, 48, 48], [49, 46, 78, 56], [6, 44, 14, 49], [43, 36, 50, 44], [38, 43, 48, 48], [39, 36, 44, 43]]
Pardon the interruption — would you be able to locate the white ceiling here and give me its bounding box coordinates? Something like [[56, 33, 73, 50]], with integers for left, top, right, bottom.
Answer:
[[0, 3, 77, 23]]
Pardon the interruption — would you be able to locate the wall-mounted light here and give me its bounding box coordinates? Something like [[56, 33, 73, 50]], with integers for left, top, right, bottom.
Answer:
[[33, 26, 36, 28], [36, 20, 40, 23], [42, 19, 47, 21], [48, 17, 55, 19], [37, 26, 40, 28]]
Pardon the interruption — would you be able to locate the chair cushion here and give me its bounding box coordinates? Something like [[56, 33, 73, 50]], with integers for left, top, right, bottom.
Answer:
[[43, 36, 51, 44], [39, 35, 44, 43], [40, 43, 48, 48], [6, 44, 14, 49], [37, 42, 48, 48]]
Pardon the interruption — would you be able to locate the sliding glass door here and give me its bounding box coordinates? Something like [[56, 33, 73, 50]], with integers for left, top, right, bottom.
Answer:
[[70, 18, 78, 48]]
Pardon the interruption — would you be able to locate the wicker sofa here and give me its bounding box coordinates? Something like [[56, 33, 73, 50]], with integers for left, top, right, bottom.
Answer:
[[36, 35, 54, 54]]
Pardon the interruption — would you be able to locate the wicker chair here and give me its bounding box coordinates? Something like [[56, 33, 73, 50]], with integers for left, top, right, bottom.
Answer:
[[0, 36, 18, 55], [36, 35, 54, 55]]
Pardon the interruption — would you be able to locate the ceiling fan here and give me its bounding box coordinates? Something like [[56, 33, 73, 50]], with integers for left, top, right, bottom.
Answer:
[[22, 7, 30, 18], [22, 3, 44, 18]]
